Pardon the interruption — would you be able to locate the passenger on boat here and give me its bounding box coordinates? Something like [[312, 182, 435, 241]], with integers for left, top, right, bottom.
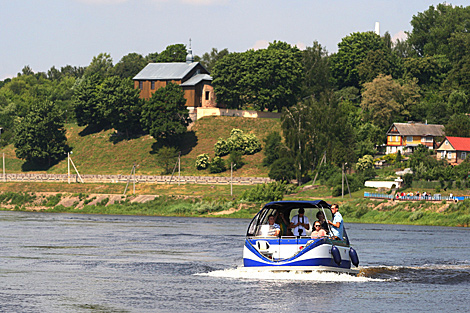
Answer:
[[315, 211, 328, 232], [274, 211, 291, 236], [290, 208, 310, 236], [327, 204, 344, 240], [267, 215, 280, 237], [311, 222, 327, 239]]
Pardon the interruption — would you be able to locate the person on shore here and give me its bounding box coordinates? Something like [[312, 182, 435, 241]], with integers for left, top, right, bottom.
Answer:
[[311, 222, 327, 239], [327, 204, 344, 240], [290, 208, 310, 237]]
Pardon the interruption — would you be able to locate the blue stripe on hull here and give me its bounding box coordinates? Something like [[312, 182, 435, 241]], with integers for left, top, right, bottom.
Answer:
[[243, 258, 352, 269], [244, 238, 352, 269]]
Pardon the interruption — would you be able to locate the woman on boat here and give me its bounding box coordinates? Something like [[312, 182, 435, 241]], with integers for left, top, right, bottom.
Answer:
[[311, 222, 327, 239]]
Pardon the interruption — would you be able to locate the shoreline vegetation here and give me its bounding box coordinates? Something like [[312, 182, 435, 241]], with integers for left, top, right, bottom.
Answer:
[[0, 183, 468, 227]]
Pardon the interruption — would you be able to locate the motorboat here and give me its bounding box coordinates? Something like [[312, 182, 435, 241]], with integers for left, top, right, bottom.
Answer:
[[243, 200, 359, 274]]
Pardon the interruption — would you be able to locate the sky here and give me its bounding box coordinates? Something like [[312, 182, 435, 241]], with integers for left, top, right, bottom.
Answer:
[[1, 0, 468, 80]]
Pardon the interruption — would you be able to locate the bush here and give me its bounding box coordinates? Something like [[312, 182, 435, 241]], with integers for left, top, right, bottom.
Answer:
[[195, 154, 210, 170], [268, 157, 295, 182], [209, 156, 226, 173], [241, 181, 296, 202], [228, 150, 244, 170], [214, 138, 230, 156], [214, 129, 261, 156]]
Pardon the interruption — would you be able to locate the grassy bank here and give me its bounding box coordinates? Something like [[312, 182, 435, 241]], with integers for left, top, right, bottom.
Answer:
[[0, 116, 280, 177], [1, 188, 469, 227]]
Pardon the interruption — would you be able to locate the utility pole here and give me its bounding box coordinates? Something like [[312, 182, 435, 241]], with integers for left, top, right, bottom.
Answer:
[[231, 162, 236, 196], [342, 163, 345, 198]]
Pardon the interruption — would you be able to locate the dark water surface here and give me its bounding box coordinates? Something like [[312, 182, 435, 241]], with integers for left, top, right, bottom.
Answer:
[[1, 211, 469, 312]]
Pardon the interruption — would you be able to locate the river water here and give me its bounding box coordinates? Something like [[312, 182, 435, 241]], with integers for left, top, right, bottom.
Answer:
[[1, 211, 469, 312]]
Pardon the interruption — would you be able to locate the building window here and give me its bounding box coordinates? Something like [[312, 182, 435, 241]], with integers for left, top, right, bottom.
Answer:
[[462, 152, 467, 160], [441, 151, 446, 158], [151, 81, 155, 89], [205, 91, 210, 101], [139, 81, 143, 90], [448, 152, 452, 159], [407, 136, 413, 142], [395, 136, 399, 142]]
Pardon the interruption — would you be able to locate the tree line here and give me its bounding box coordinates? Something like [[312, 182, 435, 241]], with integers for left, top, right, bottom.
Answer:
[[1, 3, 469, 181]]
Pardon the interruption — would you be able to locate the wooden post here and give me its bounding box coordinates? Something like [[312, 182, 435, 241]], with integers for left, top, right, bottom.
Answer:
[[3, 153, 5, 182], [67, 152, 70, 184]]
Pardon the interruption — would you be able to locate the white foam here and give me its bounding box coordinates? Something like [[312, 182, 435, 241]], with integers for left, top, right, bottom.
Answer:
[[196, 267, 383, 282]]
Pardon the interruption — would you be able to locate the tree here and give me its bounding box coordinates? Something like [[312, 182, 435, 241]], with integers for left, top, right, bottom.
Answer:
[[445, 114, 470, 137], [407, 4, 470, 57], [301, 41, 330, 99], [112, 53, 147, 79], [14, 100, 69, 166], [200, 48, 229, 72], [72, 74, 103, 126], [97, 77, 142, 137], [212, 41, 302, 111], [84, 53, 113, 79], [155, 44, 187, 63], [330, 32, 386, 89], [262, 131, 284, 166], [140, 82, 191, 139], [361, 74, 420, 130]]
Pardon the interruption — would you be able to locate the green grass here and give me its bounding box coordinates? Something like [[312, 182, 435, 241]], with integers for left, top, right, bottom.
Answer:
[[0, 116, 281, 177]]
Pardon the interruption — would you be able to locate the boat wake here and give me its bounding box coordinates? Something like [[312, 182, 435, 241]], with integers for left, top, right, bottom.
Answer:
[[359, 262, 470, 284], [196, 267, 381, 282]]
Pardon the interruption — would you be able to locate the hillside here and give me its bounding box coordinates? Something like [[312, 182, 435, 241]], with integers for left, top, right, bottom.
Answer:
[[0, 116, 281, 177]]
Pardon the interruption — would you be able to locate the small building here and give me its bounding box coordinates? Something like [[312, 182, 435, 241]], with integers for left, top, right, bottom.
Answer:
[[436, 136, 470, 165], [386, 122, 445, 154], [133, 46, 217, 109]]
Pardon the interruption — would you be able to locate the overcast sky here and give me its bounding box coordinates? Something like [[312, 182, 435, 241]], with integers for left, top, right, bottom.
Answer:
[[1, 1, 467, 80]]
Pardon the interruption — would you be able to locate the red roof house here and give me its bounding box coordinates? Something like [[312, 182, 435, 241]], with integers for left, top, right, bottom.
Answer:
[[436, 136, 470, 165]]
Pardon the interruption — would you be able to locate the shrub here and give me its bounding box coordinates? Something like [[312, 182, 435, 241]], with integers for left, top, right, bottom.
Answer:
[[209, 156, 226, 173], [241, 181, 296, 202], [228, 150, 244, 170], [268, 157, 295, 182], [214, 138, 230, 156], [195, 153, 210, 170], [42, 194, 62, 207], [214, 129, 261, 156], [409, 211, 424, 221]]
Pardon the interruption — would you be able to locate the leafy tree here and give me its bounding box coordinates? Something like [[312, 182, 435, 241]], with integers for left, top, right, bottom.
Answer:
[[14, 100, 69, 166], [262, 131, 283, 166], [212, 41, 302, 111], [403, 55, 451, 90], [112, 53, 147, 79], [361, 74, 420, 130], [156, 44, 187, 62], [97, 76, 142, 137], [84, 53, 113, 79], [268, 158, 296, 182], [200, 48, 229, 72], [407, 4, 470, 57], [301, 41, 330, 99], [72, 74, 103, 126], [445, 114, 470, 137], [330, 31, 386, 88], [140, 82, 191, 139]]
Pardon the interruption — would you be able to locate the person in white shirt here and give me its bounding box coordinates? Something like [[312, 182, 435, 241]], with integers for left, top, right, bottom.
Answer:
[[290, 208, 310, 236]]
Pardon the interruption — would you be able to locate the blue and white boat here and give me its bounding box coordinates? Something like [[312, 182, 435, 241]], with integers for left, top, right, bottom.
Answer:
[[243, 200, 360, 274]]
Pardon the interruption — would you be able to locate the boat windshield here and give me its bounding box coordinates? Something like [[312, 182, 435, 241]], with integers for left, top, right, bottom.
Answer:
[[246, 202, 341, 239]]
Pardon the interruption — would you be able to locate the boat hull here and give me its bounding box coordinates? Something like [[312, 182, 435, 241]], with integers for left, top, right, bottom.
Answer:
[[243, 238, 359, 275]]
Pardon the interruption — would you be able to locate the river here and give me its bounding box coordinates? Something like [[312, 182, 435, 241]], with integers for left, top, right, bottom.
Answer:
[[1, 211, 469, 312]]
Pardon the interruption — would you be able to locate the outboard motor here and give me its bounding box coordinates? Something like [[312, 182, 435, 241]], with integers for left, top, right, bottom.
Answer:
[[331, 245, 341, 266], [349, 247, 359, 267]]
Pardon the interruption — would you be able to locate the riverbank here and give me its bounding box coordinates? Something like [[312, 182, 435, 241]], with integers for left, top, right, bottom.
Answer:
[[0, 190, 469, 227]]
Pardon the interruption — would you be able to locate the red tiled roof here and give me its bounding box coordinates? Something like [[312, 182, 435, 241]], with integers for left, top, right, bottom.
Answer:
[[445, 136, 470, 151]]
